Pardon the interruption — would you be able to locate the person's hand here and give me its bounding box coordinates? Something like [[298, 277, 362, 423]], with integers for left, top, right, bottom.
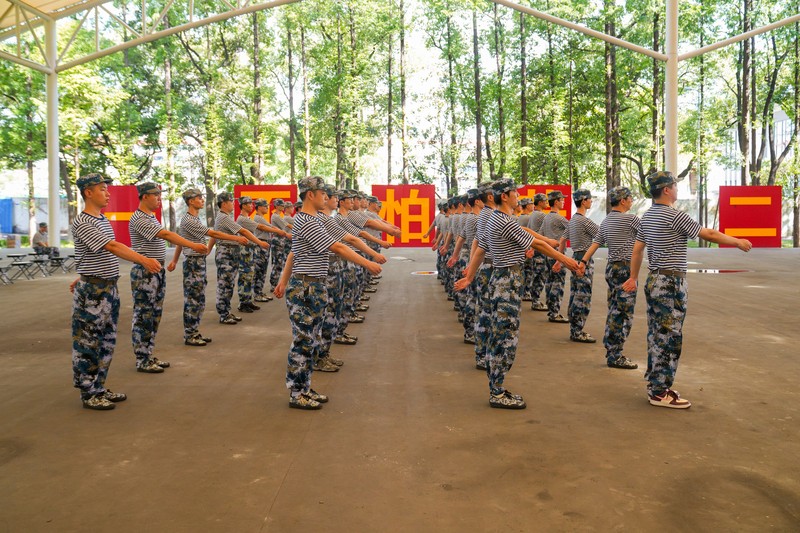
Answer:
[[737, 239, 753, 252], [454, 276, 472, 291], [142, 257, 163, 274], [390, 228, 401, 237], [576, 262, 586, 277], [439, 246, 446, 255], [446, 255, 457, 268], [552, 261, 562, 273], [525, 248, 534, 259], [365, 262, 382, 276], [381, 240, 392, 249], [282, 231, 290, 238], [622, 278, 638, 293], [191, 243, 208, 254], [285, 233, 292, 240], [236, 235, 249, 245], [431, 242, 437, 251], [69, 277, 79, 293], [273, 282, 286, 299], [373, 254, 387, 264], [548, 238, 559, 248], [167, 260, 177, 272], [259, 240, 270, 250], [562, 257, 580, 273]]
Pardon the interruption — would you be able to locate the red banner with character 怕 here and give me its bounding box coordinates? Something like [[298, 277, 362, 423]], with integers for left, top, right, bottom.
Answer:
[[372, 185, 436, 247], [102, 185, 162, 247]]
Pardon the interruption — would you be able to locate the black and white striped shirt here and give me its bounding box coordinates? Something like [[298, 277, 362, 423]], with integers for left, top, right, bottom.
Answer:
[[568, 213, 599, 253], [365, 211, 383, 238], [526, 210, 546, 233], [271, 213, 288, 231], [636, 203, 703, 271], [475, 207, 494, 260], [346, 210, 369, 229], [462, 213, 478, 252], [449, 213, 462, 239], [540, 211, 569, 241], [292, 211, 337, 278], [487, 210, 535, 268], [214, 211, 243, 246], [129, 210, 166, 262], [236, 214, 259, 247], [335, 213, 362, 252], [593, 211, 641, 262], [318, 212, 348, 258], [72, 212, 119, 279], [253, 214, 272, 241], [178, 213, 210, 257], [518, 213, 531, 227]]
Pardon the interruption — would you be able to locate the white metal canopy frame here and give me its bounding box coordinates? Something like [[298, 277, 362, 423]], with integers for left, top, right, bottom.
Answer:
[[0, 0, 797, 240]]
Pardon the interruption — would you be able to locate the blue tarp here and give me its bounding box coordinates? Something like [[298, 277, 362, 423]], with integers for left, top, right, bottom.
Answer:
[[0, 198, 13, 233]]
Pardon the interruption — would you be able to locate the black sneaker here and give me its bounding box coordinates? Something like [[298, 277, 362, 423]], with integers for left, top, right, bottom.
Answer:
[[607, 355, 639, 369], [230, 314, 243, 322], [198, 334, 212, 343], [219, 315, 238, 325], [356, 304, 370, 312], [344, 333, 358, 342], [334, 335, 357, 345], [103, 390, 127, 402], [289, 394, 321, 410], [137, 361, 165, 373], [83, 395, 115, 410], [185, 335, 207, 346], [348, 314, 365, 324], [152, 357, 170, 368], [306, 389, 329, 403], [548, 314, 568, 323], [248, 302, 261, 311], [254, 293, 273, 302], [328, 357, 344, 367], [570, 332, 597, 343], [313, 358, 340, 372], [237, 304, 254, 313], [360, 296, 371, 301], [531, 301, 548, 311], [489, 390, 527, 409]]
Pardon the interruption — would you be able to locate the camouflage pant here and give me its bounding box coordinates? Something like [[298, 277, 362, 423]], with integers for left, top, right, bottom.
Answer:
[[285, 277, 328, 394], [568, 252, 594, 337], [337, 261, 358, 335], [34, 244, 59, 258], [436, 247, 445, 280], [474, 262, 493, 365], [545, 256, 567, 318], [444, 242, 456, 297], [237, 245, 255, 304], [487, 266, 523, 394], [215, 245, 240, 316], [644, 272, 688, 395], [522, 256, 534, 298], [183, 255, 207, 340], [269, 241, 287, 290], [452, 253, 468, 317], [131, 264, 166, 366], [530, 252, 547, 301], [320, 258, 346, 357], [603, 261, 637, 361], [253, 247, 270, 295], [71, 278, 120, 400]]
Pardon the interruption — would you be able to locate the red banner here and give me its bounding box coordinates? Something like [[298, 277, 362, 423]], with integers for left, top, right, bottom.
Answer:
[[517, 184, 572, 220], [718, 185, 782, 248], [233, 184, 297, 221], [372, 185, 436, 247], [102, 185, 162, 247]]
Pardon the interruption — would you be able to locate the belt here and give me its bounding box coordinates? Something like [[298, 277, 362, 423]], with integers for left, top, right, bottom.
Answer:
[[218, 243, 240, 248], [80, 274, 118, 286], [294, 274, 325, 283], [482, 258, 493, 265], [329, 256, 344, 264], [651, 268, 686, 279], [609, 260, 631, 265], [494, 264, 523, 272]]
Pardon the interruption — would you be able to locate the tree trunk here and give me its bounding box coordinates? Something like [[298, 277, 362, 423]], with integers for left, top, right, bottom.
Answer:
[[546, 0, 558, 182], [60, 158, 76, 226], [301, 25, 311, 178], [794, 19, 799, 247], [400, 0, 409, 184], [568, 49, 575, 188], [604, 0, 621, 208], [651, 10, 660, 173], [335, 14, 346, 188], [698, 4, 706, 245], [472, 10, 482, 184], [447, 15, 458, 194], [165, 30, 176, 232], [519, 12, 528, 185], [251, 13, 262, 182], [493, 4, 506, 177], [738, 0, 751, 185], [287, 19, 297, 184], [750, 29, 758, 185], [387, 34, 393, 183]]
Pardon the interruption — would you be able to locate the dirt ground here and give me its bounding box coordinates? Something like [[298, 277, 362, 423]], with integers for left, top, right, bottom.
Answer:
[[1, 246, 798, 533]]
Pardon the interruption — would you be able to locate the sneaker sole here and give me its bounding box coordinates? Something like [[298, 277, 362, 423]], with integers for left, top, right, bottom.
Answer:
[[570, 337, 597, 343], [289, 401, 321, 410], [83, 402, 115, 410], [489, 402, 527, 410], [649, 399, 691, 409], [136, 368, 165, 373]]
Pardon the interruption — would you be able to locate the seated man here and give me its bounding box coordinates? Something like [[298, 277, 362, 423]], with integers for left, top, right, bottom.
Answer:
[[32, 222, 60, 258]]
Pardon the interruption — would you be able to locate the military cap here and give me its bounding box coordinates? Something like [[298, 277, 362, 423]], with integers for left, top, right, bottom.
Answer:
[[77, 173, 112, 191], [492, 178, 517, 195], [339, 189, 356, 199], [323, 184, 338, 197], [254, 198, 268, 207], [533, 193, 547, 204], [38, 222, 47, 228], [238, 196, 253, 205], [573, 189, 592, 205], [519, 197, 532, 207], [367, 196, 379, 203], [294, 201, 303, 208], [136, 182, 161, 196], [217, 192, 234, 205], [646, 170, 682, 191], [547, 190, 565, 201], [298, 175, 327, 195], [182, 187, 203, 202], [438, 201, 447, 210], [608, 186, 632, 205], [478, 181, 495, 193], [466, 188, 481, 202], [272, 198, 285, 207]]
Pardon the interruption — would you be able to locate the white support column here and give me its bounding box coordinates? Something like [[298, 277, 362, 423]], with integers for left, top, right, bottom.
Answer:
[[45, 19, 60, 244], [664, 0, 679, 175]]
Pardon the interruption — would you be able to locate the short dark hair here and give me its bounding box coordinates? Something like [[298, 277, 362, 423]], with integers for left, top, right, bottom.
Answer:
[[548, 198, 557, 207], [651, 187, 664, 199]]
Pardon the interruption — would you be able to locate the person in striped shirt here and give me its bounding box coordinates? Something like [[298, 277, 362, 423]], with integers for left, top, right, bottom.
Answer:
[[622, 171, 752, 409], [70, 173, 162, 411], [273, 176, 383, 410], [540, 191, 571, 323], [456, 179, 579, 409], [526, 193, 549, 311], [167, 188, 249, 347], [269, 199, 291, 291], [579, 186, 641, 370], [447, 190, 481, 345], [129, 182, 208, 373], [567, 189, 600, 344], [517, 198, 534, 301]]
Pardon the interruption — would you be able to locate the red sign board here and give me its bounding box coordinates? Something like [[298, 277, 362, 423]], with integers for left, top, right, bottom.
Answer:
[[517, 184, 572, 220], [233, 184, 297, 221], [102, 185, 162, 247], [372, 185, 436, 247], [718, 185, 782, 248]]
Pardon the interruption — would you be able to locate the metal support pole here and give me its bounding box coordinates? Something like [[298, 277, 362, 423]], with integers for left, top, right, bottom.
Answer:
[[45, 19, 60, 245], [664, 0, 678, 175]]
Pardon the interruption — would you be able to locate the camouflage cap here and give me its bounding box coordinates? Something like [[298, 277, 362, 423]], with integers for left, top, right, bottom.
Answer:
[[367, 195, 379, 203], [466, 188, 481, 202], [573, 189, 592, 205], [182, 187, 203, 202], [519, 197, 532, 207], [478, 181, 495, 194], [533, 193, 547, 204], [254, 198, 268, 208], [294, 201, 303, 208], [298, 175, 327, 195], [38, 222, 47, 228], [323, 184, 338, 197], [438, 201, 447, 210], [217, 192, 234, 206], [136, 182, 161, 196], [339, 189, 356, 199], [76, 173, 113, 191], [272, 198, 286, 207], [492, 178, 517, 195], [608, 186, 632, 204], [238, 196, 253, 205], [647, 170, 682, 191], [547, 190, 565, 201]]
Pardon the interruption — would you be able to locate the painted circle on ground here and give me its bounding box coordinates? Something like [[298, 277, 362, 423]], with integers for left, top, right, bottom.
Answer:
[[411, 271, 438, 276]]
